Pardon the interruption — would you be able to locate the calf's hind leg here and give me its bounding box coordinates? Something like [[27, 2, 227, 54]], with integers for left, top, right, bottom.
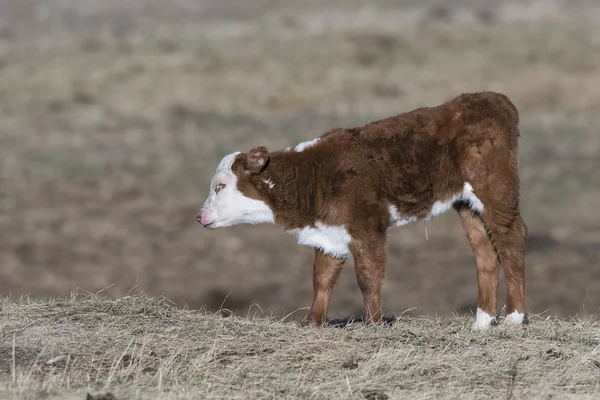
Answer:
[[350, 234, 387, 325], [487, 213, 528, 325], [306, 249, 344, 327], [456, 205, 500, 330]]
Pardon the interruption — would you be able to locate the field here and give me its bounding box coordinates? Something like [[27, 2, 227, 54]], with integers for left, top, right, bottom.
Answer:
[[2, 295, 600, 399], [1, 0, 600, 398]]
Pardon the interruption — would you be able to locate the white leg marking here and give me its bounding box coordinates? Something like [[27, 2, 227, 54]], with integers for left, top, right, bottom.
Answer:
[[472, 308, 495, 330], [294, 138, 320, 152], [504, 311, 525, 325], [288, 221, 351, 259]]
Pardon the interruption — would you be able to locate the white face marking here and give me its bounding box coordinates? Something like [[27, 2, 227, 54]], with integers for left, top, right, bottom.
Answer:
[[200, 152, 275, 229], [294, 137, 320, 152], [287, 221, 351, 258], [504, 311, 525, 325], [472, 308, 495, 330], [216, 151, 240, 171], [388, 204, 418, 227], [426, 182, 484, 220]]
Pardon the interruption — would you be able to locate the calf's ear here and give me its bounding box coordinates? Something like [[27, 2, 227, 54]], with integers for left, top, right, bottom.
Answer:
[[244, 146, 270, 174]]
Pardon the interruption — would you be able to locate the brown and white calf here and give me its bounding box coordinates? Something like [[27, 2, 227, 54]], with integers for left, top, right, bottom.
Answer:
[[197, 91, 528, 330]]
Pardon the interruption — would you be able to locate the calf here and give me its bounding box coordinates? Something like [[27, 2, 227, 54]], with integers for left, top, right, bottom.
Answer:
[[197, 91, 528, 330]]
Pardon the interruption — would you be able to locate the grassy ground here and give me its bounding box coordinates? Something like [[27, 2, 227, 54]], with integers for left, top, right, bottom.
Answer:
[[1, 0, 600, 324], [1, 295, 600, 399]]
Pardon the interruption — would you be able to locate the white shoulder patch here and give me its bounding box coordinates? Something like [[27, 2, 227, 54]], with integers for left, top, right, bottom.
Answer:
[[287, 221, 351, 258], [294, 138, 320, 152]]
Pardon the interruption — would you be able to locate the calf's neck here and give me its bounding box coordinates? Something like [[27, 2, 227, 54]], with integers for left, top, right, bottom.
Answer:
[[197, 91, 528, 330]]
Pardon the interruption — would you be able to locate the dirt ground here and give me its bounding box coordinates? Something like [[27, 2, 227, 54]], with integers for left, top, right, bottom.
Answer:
[[1, 0, 599, 322]]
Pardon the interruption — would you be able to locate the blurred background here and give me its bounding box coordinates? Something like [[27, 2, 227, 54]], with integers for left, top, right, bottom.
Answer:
[[0, 0, 599, 321]]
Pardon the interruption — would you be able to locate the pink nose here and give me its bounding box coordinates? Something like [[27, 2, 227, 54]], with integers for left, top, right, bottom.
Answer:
[[196, 210, 215, 227]]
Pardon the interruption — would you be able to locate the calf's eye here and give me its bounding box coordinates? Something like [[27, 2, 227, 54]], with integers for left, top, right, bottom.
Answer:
[[215, 183, 226, 193]]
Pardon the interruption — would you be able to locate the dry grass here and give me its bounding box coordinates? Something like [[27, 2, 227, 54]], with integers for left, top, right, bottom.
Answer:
[[1, 294, 600, 399]]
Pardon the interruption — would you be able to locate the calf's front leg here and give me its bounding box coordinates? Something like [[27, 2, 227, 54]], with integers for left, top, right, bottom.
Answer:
[[350, 233, 387, 325], [307, 249, 344, 326]]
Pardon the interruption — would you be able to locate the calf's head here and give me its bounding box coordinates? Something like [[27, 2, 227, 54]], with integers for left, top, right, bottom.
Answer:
[[197, 146, 274, 229]]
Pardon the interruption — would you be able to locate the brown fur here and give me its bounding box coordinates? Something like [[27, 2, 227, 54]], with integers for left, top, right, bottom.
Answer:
[[231, 91, 527, 326]]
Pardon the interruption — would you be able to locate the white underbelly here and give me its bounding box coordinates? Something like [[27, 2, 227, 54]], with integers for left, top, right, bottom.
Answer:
[[389, 182, 484, 227]]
